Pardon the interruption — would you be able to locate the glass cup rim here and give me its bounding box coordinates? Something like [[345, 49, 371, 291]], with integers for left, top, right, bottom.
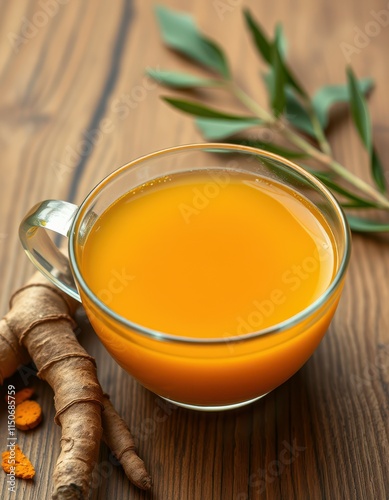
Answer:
[[69, 143, 351, 345]]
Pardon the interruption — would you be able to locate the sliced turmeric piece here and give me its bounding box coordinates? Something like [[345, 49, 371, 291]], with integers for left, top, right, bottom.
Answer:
[[15, 387, 35, 406], [2, 444, 35, 479], [5, 387, 35, 406], [15, 400, 42, 430]]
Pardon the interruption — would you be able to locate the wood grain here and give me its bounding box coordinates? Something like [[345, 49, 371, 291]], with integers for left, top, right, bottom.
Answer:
[[1, 0, 388, 499]]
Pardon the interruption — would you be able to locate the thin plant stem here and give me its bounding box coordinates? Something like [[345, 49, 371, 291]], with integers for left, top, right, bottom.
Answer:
[[230, 83, 389, 209], [305, 104, 332, 156]]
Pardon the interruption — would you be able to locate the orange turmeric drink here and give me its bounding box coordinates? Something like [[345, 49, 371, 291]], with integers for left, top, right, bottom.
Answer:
[[79, 169, 340, 408]]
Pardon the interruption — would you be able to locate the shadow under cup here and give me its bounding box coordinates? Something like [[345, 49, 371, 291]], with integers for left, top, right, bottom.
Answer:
[[69, 145, 351, 410]]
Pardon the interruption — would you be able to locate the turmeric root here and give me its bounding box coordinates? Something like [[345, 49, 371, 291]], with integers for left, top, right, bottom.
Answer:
[[0, 316, 30, 385], [102, 395, 152, 490], [2, 444, 35, 479], [1, 272, 104, 498], [15, 400, 42, 430], [0, 270, 151, 498]]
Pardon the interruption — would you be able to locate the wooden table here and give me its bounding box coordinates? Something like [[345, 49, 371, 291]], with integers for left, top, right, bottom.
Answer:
[[1, 1, 388, 498]]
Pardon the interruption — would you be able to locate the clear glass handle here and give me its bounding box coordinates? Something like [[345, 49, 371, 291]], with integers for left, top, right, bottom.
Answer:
[[19, 200, 81, 301]]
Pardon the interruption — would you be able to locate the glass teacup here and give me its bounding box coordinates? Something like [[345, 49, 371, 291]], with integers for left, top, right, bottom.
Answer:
[[19, 144, 351, 410]]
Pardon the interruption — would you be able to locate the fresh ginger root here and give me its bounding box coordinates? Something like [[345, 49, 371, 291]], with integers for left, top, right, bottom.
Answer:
[[0, 270, 151, 498], [2, 444, 35, 479]]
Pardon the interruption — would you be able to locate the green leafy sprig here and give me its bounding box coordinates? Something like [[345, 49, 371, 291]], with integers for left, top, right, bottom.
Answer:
[[147, 5, 389, 232]]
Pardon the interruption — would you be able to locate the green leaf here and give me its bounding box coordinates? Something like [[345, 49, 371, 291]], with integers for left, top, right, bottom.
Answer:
[[146, 69, 221, 89], [347, 68, 386, 193], [243, 9, 272, 63], [371, 148, 387, 193], [303, 166, 334, 179], [283, 66, 307, 99], [264, 72, 313, 135], [346, 215, 389, 232], [274, 23, 287, 60], [285, 88, 315, 136], [347, 67, 372, 154], [155, 5, 230, 78], [313, 173, 379, 208], [244, 10, 306, 98], [229, 138, 308, 159], [277, 59, 307, 99], [313, 77, 374, 128], [162, 97, 259, 120], [341, 202, 376, 209], [270, 38, 286, 117], [195, 118, 261, 140]]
